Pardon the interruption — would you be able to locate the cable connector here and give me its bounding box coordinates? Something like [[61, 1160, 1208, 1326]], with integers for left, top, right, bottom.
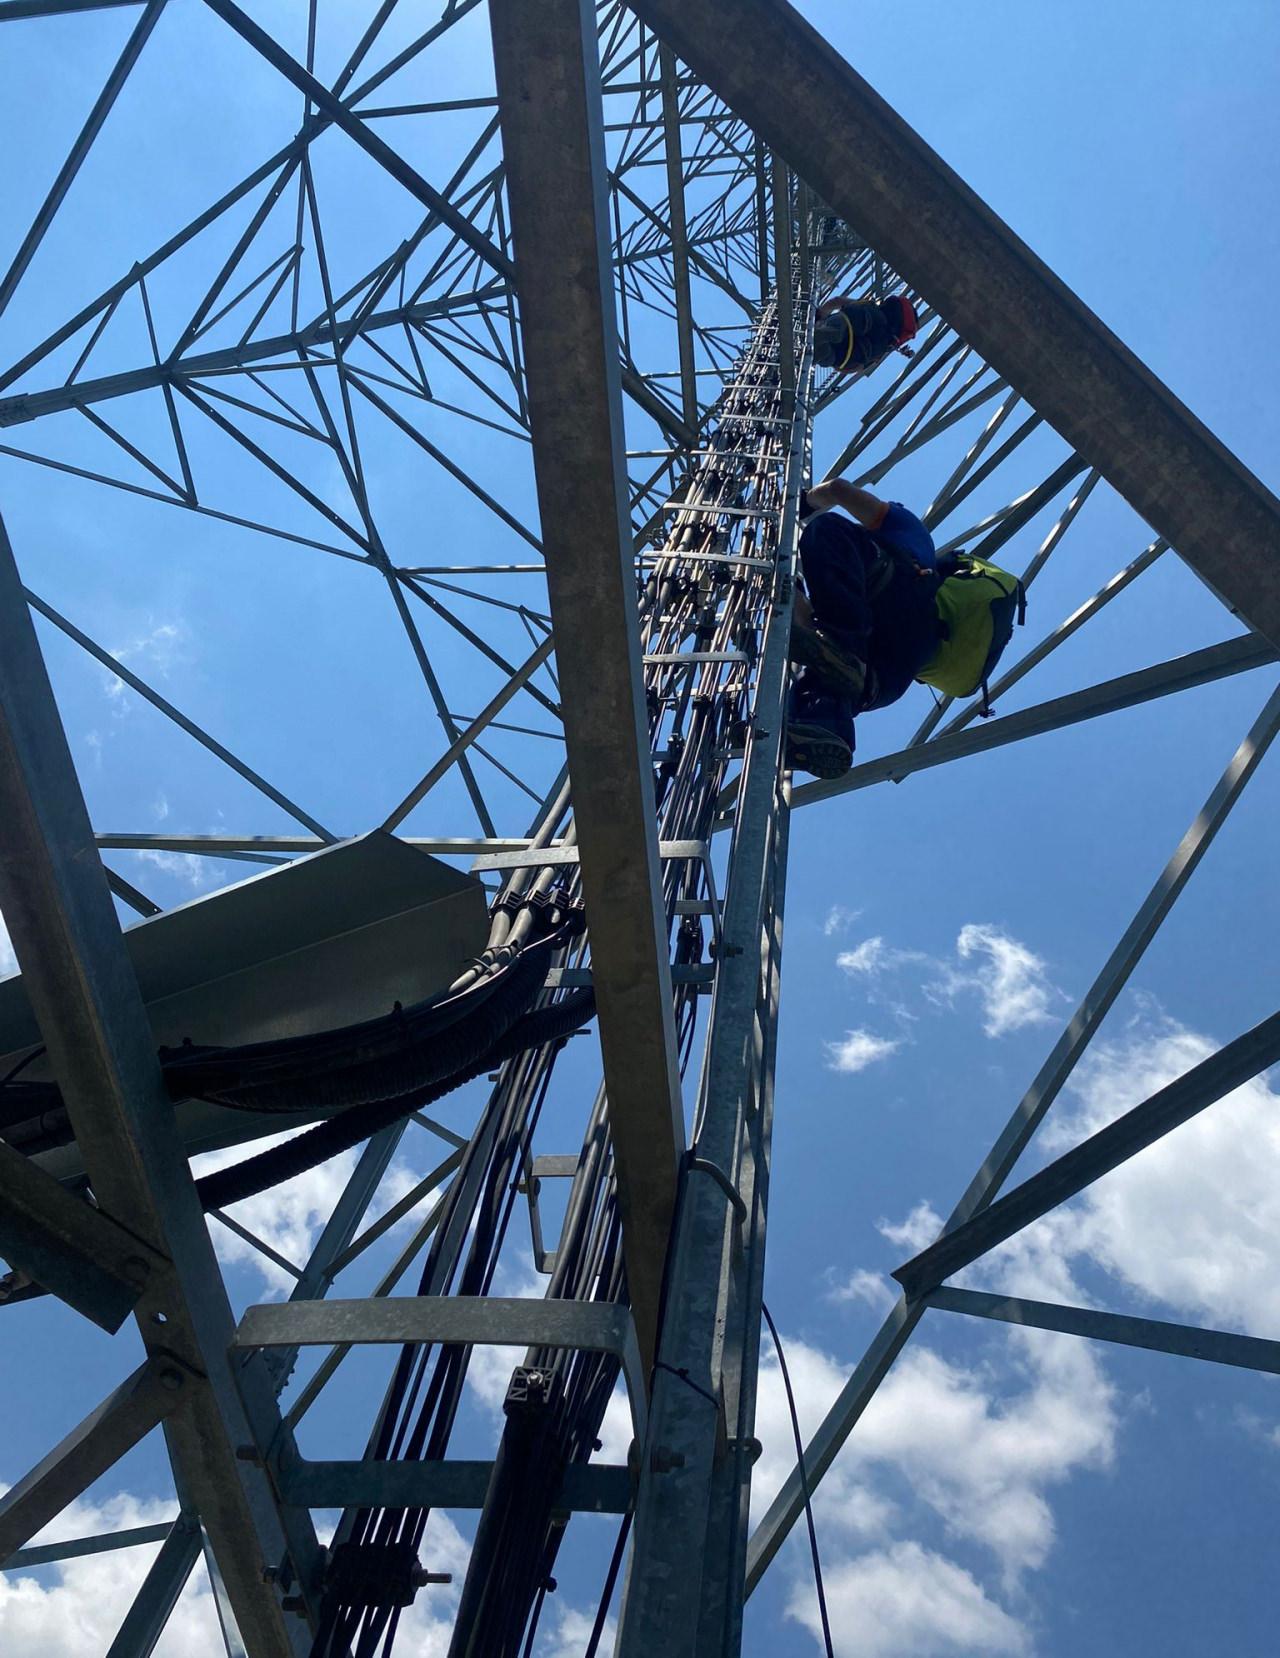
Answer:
[[324, 1540, 437, 1610], [504, 1363, 564, 1421]]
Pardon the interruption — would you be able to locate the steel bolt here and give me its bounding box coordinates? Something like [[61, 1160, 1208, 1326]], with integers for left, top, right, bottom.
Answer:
[[122, 1255, 151, 1287]]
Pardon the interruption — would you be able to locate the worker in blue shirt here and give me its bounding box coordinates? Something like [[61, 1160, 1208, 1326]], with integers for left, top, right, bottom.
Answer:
[[786, 478, 940, 778]]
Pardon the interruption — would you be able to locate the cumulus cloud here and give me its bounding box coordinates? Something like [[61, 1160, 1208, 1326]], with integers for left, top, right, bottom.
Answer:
[[824, 1029, 902, 1074], [749, 1304, 1115, 1649], [535, 1603, 616, 1657], [988, 1009, 1280, 1338], [752, 1152, 1123, 1656], [877, 1200, 943, 1255], [0, 1487, 469, 1658], [193, 1132, 447, 1295], [801, 998, 1280, 1655], [0, 1491, 224, 1658], [826, 1267, 896, 1312], [788, 1541, 1030, 1658]]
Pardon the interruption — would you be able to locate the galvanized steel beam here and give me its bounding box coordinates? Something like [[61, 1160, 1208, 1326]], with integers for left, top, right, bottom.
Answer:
[[787, 634, 1278, 811], [488, 0, 685, 1368], [896, 1007, 1280, 1300], [0, 1361, 187, 1566], [0, 513, 318, 1652], [627, 0, 1280, 646], [0, 1137, 161, 1330], [617, 300, 808, 1656], [927, 1287, 1280, 1377]]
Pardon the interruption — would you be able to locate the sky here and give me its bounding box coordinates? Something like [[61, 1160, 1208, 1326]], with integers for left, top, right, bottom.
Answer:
[[2, 2, 1280, 1655]]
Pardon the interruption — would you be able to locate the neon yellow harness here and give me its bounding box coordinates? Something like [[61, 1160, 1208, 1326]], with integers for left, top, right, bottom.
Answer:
[[835, 309, 857, 371]]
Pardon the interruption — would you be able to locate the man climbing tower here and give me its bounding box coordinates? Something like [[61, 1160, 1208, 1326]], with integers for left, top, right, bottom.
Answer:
[[786, 479, 940, 778], [813, 290, 917, 376], [786, 479, 1026, 779]]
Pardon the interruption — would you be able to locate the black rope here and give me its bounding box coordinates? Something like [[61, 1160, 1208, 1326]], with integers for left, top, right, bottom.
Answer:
[[762, 1300, 834, 1658], [584, 1511, 631, 1658]]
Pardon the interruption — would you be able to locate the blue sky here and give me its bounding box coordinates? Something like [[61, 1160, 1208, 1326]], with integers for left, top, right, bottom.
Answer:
[[2, 2, 1279, 1655]]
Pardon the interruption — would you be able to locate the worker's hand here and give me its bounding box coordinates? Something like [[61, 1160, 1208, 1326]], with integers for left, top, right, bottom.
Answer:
[[799, 481, 839, 519]]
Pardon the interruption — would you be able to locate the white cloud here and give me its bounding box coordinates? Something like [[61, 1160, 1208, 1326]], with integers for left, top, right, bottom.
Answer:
[[803, 999, 1280, 1656], [194, 1133, 443, 1295], [464, 1337, 531, 1416], [132, 848, 213, 892], [748, 1325, 1113, 1651], [827, 1267, 896, 1312], [836, 936, 926, 977], [102, 620, 186, 708], [536, 1603, 616, 1657], [996, 1010, 1280, 1338], [1233, 1408, 1280, 1454], [824, 1029, 901, 1074], [751, 1185, 1117, 1654], [951, 924, 1060, 1038], [836, 937, 888, 974], [0, 1490, 212, 1658], [0, 911, 15, 979], [788, 1541, 1029, 1658], [0, 1487, 469, 1658], [877, 1200, 942, 1255], [832, 923, 1064, 1041], [823, 905, 862, 937]]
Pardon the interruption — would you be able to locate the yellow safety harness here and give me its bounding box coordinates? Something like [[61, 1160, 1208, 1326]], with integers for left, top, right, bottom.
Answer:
[[835, 309, 857, 371]]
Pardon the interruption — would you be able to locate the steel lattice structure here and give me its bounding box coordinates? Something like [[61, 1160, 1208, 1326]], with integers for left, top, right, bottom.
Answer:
[[1, 2, 1278, 1655]]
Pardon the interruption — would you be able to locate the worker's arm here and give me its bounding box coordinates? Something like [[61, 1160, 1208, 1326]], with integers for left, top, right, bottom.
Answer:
[[802, 478, 890, 531], [815, 292, 857, 321]]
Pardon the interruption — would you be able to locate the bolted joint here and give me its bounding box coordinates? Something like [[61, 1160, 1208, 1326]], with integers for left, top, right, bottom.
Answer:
[[122, 1255, 152, 1289]]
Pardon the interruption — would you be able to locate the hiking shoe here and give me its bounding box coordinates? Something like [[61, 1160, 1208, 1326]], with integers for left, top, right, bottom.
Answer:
[[785, 718, 854, 779], [789, 618, 867, 699]]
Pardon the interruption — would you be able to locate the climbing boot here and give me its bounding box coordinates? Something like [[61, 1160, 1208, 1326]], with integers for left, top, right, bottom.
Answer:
[[789, 617, 868, 700], [784, 674, 855, 779]]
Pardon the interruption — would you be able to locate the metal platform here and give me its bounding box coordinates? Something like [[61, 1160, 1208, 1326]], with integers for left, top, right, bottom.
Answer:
[[1, 831, 488, 1168]]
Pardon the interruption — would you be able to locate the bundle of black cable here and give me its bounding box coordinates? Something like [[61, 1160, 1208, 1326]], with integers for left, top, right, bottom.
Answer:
[[195, 920, 592, 1212], [0, 902, 595, 1215]]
